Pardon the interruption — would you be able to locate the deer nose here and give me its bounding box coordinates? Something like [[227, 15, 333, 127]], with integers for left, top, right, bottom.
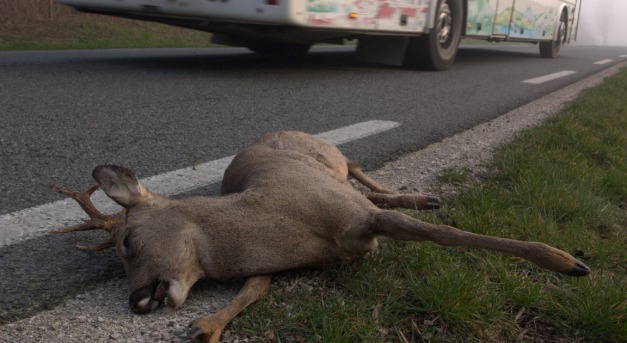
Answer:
[[129, 280, 161, 314]]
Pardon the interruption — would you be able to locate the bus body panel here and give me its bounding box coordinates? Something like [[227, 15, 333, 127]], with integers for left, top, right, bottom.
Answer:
[[299, 0, 433, 34], [58, 0, 301, 25], [58, 0, 579, 41], [465, 0, 578, 42]]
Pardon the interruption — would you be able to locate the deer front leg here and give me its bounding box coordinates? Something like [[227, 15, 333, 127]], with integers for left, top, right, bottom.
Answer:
[[363, 191, 441, 210], [347, 160, 397, 194], [373, 210, 590, 276], [347, 160, 440, 210], [189, 275, 272, 343]]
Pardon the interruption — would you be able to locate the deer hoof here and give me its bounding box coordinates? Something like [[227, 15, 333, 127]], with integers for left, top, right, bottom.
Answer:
[[188, 327, 206, 342], [566, 259, 591, 277], [187, 328, 204, 340], [188, 318, 224, 343], [425, 196, 441, 209]]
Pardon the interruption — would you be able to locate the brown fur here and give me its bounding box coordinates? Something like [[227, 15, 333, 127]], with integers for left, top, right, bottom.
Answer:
[[52, 131, 589, 343]]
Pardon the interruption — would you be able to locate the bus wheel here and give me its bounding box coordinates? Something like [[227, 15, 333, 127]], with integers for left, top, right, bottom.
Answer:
[[540, 12, 566, 58], [405, 0, 462, 70], [248, 42, 312, 57]]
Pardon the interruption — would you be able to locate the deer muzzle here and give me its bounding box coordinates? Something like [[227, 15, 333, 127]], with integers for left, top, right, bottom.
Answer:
[[129, 279, 187, 314]]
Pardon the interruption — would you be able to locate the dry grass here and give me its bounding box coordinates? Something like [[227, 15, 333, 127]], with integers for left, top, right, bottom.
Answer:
[[0, 0, 211, 49], [2, 0, 74, 42], [1, 0, 75, 22]]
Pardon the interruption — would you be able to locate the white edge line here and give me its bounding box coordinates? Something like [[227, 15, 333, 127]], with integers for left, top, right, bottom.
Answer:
[[0, 120, 400, 247], [594, 59, 614, 65], [522, 70, 577, 84]]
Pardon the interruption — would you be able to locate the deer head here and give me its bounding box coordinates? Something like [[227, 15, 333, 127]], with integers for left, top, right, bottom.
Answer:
[[52, 165, 205, 314]]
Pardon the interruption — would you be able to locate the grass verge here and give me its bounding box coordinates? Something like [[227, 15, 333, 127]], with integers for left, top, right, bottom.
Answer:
[[0, 16, 215, 50], [228, 69, 627, 342]]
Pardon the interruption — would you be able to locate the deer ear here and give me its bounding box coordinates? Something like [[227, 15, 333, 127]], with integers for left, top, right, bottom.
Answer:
[[92, 165, 148, 208]]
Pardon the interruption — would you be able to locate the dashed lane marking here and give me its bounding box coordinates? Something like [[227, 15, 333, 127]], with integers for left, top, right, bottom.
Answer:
[[522, 70, 577, 84], [594, 59, 614, 65]]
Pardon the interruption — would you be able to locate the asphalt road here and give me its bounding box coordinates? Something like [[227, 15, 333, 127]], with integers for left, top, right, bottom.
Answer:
[[0, 44, 626, 324], [1, 44, 626, 214]]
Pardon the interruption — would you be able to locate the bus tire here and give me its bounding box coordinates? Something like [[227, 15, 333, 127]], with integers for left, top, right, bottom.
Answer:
[[540, 11, 566, 58], [405, 0, 463, 71]]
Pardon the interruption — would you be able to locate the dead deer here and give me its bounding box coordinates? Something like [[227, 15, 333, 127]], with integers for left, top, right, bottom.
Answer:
[[51, 131, 590, 343]]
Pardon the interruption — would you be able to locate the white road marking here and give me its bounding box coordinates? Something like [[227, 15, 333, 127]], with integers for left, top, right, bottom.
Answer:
[[0, 120, 400, 248], [522, 70, 577, 84], [594, 59, 614, 65], [619, 55, 627, 58]]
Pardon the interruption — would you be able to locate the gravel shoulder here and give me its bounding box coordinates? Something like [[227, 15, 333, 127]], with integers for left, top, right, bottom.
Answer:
[[1, 62, 624, 343]]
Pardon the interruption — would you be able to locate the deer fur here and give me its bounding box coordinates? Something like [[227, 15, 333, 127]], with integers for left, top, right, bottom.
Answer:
[[52, 131, 590, 343]]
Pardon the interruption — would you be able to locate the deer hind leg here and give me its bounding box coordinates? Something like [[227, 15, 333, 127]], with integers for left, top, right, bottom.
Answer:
[[347, 160, 440, 210], [372, 209, 590, 277]]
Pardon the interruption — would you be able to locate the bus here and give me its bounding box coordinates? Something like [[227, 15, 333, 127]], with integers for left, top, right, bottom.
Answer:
[[56, 0, 582, 70]]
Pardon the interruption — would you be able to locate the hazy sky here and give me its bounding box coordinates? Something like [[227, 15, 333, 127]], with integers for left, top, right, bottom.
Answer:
[[576, 0, 627, 46]]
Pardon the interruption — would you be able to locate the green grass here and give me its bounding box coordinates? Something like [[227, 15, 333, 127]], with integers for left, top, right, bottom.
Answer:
[[229, 69, 627, 342], [436, 167, 473, 185]]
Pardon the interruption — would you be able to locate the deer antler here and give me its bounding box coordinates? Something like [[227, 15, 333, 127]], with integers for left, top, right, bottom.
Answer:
[[50, 184, 124, 251]]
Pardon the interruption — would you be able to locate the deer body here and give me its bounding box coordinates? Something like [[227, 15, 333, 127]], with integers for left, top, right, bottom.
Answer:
[[134, 132, 381, 281], [51, 131, 590, 343], [172, 190, 374, 280]]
